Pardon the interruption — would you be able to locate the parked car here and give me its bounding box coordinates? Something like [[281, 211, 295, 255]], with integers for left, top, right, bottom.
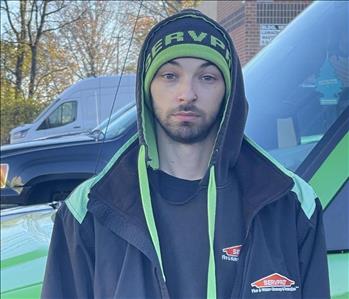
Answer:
[[9, 75, 136, 144], [1, 103, 137, 206], [1, 1, 348, 298]]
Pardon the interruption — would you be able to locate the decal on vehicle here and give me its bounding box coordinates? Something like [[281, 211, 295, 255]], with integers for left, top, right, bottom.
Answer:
[[251, 273, 298, 294], [221, 244, 242, 261]]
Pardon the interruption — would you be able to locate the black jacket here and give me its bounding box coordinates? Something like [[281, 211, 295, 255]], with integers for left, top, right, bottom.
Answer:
[[42, 9, 330, 299]]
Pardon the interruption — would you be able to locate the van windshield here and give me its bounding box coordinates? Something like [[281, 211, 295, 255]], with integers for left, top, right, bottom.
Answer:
[[92, 104, 136, 140], [33, 97, 61, 123], [243, 1, 348, 171], [94, 103, 135, 132]]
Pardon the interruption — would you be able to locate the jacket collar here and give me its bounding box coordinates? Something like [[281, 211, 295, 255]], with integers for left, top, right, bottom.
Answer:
[[87, 137, 294, 259]]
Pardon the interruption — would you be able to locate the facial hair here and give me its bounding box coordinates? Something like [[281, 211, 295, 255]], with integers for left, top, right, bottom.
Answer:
[[153, 103, 221, 144]]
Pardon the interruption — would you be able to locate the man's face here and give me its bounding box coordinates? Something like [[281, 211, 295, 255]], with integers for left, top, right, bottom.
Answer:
[[150, 58, 225, 144]]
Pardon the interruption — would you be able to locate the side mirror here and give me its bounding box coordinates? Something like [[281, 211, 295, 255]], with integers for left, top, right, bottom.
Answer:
[[91, 129, 105, 141]]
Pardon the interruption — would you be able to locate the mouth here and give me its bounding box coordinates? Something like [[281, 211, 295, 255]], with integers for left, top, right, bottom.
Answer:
[[172, 111, 200, 121]]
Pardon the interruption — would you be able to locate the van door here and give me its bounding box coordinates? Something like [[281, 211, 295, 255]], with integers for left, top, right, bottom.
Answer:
[[32, 100, 82, 139]]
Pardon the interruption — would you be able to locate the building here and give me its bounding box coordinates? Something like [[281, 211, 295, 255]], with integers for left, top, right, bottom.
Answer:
[[199, 0, 312, 65]]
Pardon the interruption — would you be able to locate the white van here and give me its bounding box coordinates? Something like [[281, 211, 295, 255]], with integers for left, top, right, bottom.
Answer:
[[10, 75, 136, 144]]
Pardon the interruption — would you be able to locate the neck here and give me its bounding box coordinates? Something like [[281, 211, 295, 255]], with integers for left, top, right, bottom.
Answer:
[[156, 125, 217, 180]]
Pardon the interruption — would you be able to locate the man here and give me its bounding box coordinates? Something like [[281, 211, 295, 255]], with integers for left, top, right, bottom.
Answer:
[[42, 9, 330, 299]]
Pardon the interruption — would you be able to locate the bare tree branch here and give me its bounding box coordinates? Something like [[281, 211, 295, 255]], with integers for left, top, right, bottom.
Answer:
[[35, 1, 41, 35], [140, 1, 168, 19], [41, 12, 85, 34], [161, 0, 171, 16], [34, 67, 68, 94], [44, 3, 67, 17], [27, 0, 36, 44], [2, 0, 19, 37], [35, 0, 48, 44], [164, 0, 180, 13], [0, 5, 19, 29]]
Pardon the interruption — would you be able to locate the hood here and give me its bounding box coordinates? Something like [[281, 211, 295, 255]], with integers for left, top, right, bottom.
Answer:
[[10, 124, 32, 133], [135, 9, 248, 184], [1, 204, 55, 296], [1, 133, 94, 155], [133, 9, 248, 297], [10, 124, 32, 135]]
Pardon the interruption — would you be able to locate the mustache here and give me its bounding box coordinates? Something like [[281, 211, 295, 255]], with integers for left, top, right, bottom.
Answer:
[[171, 104, 202, 114]]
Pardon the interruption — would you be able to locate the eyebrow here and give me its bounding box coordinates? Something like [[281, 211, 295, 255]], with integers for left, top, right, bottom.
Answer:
[[167, 60, 214, 69]]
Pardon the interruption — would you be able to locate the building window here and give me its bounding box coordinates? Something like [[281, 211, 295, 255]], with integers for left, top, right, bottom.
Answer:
[[257, 2, 310, 24]]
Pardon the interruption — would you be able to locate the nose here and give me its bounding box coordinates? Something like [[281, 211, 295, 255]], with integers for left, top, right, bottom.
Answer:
[[177, 77, 197, 103]]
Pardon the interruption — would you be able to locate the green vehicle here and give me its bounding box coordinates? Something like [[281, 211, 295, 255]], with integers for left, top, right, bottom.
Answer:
[[1, 1, 348, 298], [1, 205, 55, 298]]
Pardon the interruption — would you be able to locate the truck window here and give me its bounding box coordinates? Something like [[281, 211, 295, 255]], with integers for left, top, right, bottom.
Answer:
[[38, 101, 77, 130]]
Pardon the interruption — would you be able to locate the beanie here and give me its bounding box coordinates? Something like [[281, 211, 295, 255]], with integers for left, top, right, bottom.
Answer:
[[143, 10, 233, 103]]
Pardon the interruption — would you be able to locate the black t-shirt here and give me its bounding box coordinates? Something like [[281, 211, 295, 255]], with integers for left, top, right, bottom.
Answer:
[[148, 169, 244, 299]]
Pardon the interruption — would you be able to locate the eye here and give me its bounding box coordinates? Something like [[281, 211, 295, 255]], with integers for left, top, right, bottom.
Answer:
[[200, 74, 217, 82], [161, 73, 177, 80]]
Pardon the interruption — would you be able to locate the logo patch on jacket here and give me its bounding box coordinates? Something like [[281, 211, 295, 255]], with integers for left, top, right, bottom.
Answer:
[[251, 273, 298, 293], [221, 245, 242, 261]]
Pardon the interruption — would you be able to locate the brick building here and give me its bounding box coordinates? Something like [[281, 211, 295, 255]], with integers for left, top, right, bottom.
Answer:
[[199, 0, 312, 65]]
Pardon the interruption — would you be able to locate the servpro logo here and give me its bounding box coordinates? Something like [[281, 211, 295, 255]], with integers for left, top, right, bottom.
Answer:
[[145, 30, 232, 71], [251, 273, 298, 294], [221, 245, 241, 262]]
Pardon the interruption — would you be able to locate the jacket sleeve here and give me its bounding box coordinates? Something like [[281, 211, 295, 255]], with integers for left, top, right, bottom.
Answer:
[[298, 197, 330, 299], [41, 203, 95, 299]]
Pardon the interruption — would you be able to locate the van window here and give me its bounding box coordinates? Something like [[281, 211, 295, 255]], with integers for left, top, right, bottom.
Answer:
[[38, 101, 77, 130]]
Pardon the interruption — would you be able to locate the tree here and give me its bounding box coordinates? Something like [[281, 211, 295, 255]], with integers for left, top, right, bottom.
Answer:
[[1, 1, 83, 144], [2, 1, 28, 99], [0, 0, 201, 144], [121, 0, 201, 72], [0, 78, 45, 145], [54, 1, 129, 78], [1, 0, 82, 99]]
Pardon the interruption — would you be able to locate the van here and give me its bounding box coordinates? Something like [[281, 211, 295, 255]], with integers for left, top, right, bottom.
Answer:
[[9, 75, 136, 144]]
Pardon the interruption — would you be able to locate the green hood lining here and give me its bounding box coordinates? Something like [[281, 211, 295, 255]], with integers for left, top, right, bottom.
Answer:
[[138, 144, 165, 279], [207, 166, 217, 298]]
